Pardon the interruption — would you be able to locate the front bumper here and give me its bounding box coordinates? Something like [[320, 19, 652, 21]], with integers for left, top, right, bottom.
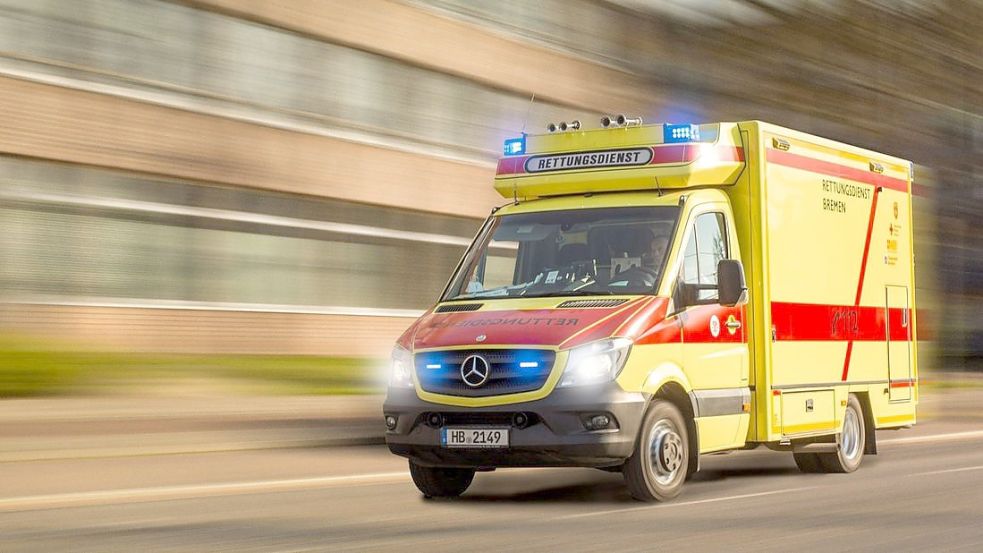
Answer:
[[383, 384, 648, 468]]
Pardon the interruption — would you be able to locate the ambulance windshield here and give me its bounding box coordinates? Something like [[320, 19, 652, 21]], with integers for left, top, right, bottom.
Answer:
[[443, 206, 680, 301]]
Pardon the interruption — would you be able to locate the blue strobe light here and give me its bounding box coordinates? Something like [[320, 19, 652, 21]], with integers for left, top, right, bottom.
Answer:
[[504, 135, 526, 156], [663, 123, 701, 143]]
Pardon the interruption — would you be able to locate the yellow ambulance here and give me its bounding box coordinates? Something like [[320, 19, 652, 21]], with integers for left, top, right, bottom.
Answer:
[[384, 119, 917, 501]]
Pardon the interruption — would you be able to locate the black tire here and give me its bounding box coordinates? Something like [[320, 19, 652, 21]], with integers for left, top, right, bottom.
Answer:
[[793, 452, 824, 473], [408, 461, 475, 498], [623, 400, 690, 502], [817, 394, 866, 473]]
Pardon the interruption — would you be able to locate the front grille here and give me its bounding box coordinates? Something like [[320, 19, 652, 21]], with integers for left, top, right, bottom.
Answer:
[[419, 412, 540, 427], [435, 303, 483, 313], [415, 349, 556, 397], [557, 299, 628, 309]]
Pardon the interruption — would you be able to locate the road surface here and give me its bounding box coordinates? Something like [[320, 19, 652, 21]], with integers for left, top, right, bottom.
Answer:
[[3, 418, 983, 552]]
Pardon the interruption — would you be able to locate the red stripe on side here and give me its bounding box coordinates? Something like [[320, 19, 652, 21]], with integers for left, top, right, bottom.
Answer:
[[767, 149, 908, 193], [680, 305, 745, 343], [890, 380, 916, 389], [771, 303, 910, 342]]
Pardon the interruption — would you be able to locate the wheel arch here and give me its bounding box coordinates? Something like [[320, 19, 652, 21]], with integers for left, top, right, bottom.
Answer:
[[653, 381, 700, 475]]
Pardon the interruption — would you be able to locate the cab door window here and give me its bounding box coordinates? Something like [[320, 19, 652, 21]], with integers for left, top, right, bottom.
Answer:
[[680, 212, 729, 301]]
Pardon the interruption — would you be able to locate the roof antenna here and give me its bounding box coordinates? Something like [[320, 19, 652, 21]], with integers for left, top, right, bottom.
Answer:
[[654, 176, 664, 197], [509, 92, 535, 207], [520, 93, 536, 134]]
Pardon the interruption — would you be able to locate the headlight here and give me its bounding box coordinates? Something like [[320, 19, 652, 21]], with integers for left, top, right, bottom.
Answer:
[[558, 338, 633, 387], [390, 345, 415, 388]]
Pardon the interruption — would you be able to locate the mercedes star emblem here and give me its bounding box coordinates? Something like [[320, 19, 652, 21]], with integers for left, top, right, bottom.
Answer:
[[460, 354, 491, 387]]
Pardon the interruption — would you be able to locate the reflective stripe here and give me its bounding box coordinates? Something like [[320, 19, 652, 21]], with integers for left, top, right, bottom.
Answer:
[[690, 387, 751, 417], [771, 379, 915, 390]]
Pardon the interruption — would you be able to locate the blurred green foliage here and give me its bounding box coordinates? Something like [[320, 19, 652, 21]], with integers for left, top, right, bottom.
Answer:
[[0, 336, 383, 397]]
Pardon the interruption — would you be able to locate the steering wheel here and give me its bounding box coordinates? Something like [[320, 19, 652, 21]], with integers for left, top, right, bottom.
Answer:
[[611, 266, 659, 289]]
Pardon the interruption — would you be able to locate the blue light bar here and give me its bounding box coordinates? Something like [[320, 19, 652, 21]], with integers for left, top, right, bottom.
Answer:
[[504, 135, 526, 156], [663, 123, 701, 143], [519, 362, 539, 368], [425, 363, 441, 369]]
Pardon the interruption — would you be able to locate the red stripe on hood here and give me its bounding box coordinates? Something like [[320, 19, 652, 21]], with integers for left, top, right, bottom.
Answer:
[[410, 298, 650, 350], [621, 296, 682, 345], [559, 297, 658, 349]]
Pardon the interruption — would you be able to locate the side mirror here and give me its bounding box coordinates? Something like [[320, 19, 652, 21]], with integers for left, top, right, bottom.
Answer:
[[717, 259, 747, 307]]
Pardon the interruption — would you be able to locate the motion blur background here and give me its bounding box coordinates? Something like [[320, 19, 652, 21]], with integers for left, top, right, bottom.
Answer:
[[0, 0, 980, 397]]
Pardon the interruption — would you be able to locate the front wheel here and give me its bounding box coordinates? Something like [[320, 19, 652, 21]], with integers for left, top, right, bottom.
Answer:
[[623, 400, 690, 502], [408, 461, 475, 498]]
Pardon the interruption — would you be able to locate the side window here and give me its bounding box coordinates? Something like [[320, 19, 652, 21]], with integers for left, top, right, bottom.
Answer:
[[681, 233, 699, 284], [678, 212, 729, 301], [695, 212, 728, 299]]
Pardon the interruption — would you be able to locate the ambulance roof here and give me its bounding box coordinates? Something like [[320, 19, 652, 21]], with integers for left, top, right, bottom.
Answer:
[[494, 122, 746, 200]]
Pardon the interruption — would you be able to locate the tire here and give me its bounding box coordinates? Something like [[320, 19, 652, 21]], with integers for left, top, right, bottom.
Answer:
[[408, 461, 475, 498], [816, 394, 866, 473], [623, 400, 690, 502], [793, 452, 824, 473]]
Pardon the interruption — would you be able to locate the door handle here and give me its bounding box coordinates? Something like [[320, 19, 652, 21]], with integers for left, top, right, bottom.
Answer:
[[726, 320, 742, 330]]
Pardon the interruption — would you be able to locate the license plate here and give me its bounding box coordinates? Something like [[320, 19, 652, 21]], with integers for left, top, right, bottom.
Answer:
[[441, 427, 509, 448]]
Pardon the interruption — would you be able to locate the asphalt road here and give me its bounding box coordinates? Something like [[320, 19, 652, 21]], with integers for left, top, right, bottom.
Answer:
[[3, 418, 983, 552]]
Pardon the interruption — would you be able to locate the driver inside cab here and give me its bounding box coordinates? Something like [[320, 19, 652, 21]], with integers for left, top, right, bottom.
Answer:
[[643, 229, 669, 268], [609, 227, 669, 288]]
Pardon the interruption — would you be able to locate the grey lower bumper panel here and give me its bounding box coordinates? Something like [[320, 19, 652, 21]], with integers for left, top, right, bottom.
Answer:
[[383, 385, 648, 468]]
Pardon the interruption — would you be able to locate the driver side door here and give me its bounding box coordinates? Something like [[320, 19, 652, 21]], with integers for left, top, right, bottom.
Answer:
[[676, 208, 750, 452]]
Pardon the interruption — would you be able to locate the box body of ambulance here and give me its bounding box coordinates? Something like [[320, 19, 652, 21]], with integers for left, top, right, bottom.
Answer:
[[384, 121, 917, 500]]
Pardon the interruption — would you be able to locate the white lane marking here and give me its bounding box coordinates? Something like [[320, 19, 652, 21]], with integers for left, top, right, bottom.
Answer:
[[557, 487, 818, 520], [0, 471, 408, 512], [4, 428, 983, 513], [879, 429, 983, 446], [911, 465, 983, 477], [556, 429, 983, 521]]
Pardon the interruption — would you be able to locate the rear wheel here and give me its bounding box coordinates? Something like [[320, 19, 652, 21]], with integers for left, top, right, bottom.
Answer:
[[817, 394, 866, 473], [623, 400, 689, 502], [408, 461, 475, 498]]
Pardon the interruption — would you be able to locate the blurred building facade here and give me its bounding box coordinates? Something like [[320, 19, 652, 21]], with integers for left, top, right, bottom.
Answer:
[[0, 0, 979, 366]]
